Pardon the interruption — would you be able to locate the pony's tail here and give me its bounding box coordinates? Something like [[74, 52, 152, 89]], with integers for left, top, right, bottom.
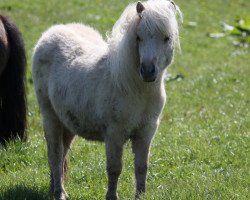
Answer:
[[0, 16, 27, 145]]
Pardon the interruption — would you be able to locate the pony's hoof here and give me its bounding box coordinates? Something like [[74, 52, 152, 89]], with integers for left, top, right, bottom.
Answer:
[[106, 192, 118, 200], [134, 189, 145, 199], [135, 192, 140, 199], [54, 190, 69, 200]]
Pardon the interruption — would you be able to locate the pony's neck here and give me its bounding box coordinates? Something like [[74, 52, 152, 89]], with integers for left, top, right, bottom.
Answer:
[[108, 29, 137, 93]]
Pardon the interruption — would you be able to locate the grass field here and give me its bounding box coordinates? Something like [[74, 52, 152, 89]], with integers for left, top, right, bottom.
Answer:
[[0, 0, 249, 199]]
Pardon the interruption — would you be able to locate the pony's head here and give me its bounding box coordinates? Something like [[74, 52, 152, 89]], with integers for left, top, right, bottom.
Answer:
[[135, 0, 181, 82], [108, 0, 182, 91]]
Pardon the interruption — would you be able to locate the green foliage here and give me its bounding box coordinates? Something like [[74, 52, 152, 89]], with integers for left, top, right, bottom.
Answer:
[[209, 16, 250, 48], [0, 0, 250, 199], [234, 17, 250, 34]]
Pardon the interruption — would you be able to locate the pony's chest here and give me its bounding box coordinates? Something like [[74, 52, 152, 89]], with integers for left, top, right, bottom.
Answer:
[[110, 96, 163, 131]]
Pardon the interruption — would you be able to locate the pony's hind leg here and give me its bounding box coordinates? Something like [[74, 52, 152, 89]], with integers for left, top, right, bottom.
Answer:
[[50, 127, 74, 198], [42, 106, 68, 200], [62, 127, 75, 182]]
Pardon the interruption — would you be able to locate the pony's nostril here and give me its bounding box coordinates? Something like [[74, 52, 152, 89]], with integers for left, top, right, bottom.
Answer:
[[140, 65, 145, 74], [141, 63, 155, 74], [149, 65, 155, 74], [140, 63, 157, 82]]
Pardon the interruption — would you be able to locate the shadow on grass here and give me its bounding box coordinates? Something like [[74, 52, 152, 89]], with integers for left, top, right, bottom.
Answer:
[[0, 185, 51, 200]]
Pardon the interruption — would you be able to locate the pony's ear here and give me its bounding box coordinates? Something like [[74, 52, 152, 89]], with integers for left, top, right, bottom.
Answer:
[[169, 0, 177, 13], [136, 1, 145, 14]]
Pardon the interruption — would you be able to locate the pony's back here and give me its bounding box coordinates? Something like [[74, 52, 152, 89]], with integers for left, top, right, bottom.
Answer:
[[33, 23, 107, 63], [32, 23, 108, 97]]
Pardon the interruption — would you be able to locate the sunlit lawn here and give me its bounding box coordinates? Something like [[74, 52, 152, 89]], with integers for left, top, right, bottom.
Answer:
[[0, 0, 249, 199]]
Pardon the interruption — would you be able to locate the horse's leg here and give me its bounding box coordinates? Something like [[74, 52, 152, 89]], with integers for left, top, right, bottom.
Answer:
[[132, 125, 157, 199], [43, 109, 67, 200], [62, 128, 75, 182], [49, 127, 74, 198], [105, 137, 124, 200]]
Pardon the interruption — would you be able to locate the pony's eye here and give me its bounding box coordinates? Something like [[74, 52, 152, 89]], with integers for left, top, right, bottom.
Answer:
[[136, 35, 142, 42], [164, 36, 170, 42]]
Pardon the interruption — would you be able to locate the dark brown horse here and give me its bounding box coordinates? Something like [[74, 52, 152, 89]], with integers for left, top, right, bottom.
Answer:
[[0, 15, 26, 145]]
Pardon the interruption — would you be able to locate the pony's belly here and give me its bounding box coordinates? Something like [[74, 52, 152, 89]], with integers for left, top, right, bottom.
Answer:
[[77, 128, 105, 142], [64, 110, 105, 141], [68, 122, 105, 142]]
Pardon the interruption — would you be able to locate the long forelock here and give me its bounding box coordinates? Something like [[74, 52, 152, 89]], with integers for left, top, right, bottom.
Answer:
[[141, 0, 181, 49]]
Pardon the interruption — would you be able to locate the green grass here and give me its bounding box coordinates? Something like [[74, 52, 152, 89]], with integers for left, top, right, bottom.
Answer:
[[0, 0, 249, 199]]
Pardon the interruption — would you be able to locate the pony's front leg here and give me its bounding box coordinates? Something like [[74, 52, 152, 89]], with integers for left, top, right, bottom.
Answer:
[[105, 137, 124, 200], [132, 124, 157, 199]]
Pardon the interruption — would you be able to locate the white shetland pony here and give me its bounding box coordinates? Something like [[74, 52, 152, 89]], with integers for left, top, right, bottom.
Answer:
[[32, 0, 181, 199]]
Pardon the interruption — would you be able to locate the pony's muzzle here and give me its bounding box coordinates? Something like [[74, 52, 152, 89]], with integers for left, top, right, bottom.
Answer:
[[140, 62, 157, 82]]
